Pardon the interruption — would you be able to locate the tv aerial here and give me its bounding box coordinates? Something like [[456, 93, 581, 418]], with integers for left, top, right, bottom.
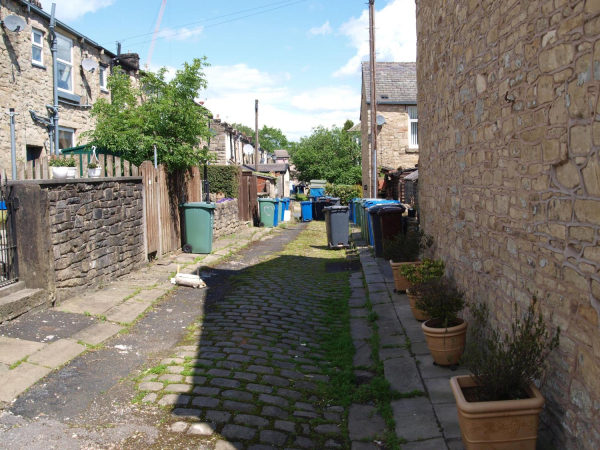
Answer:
[[2, 15, 27, 33], [81, 58, 99, 73]]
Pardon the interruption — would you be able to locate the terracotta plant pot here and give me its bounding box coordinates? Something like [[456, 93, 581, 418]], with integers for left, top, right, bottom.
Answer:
[[389, 260, 421, 292], [450, 375, 545, 450], [406, 289, 431, 321], [422, 318, 467, 366]]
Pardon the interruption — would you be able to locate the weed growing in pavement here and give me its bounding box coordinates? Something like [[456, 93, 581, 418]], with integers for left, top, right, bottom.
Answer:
[[9, 357, 27, 370]]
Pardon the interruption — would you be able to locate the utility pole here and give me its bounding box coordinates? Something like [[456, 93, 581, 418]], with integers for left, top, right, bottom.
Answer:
[[9, 109, 18, 180], [369, 0, 378, 198], [50, 3, 59, 155], [255, 100, 259, 172]]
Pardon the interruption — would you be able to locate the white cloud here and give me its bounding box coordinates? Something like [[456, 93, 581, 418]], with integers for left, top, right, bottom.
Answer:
[[201, 64, 358, 141], [39, 0, 114, 22], [157, 27, 204, 42], [291, 86, 359, 112], [308, 21, 332, 36], [334, 0, 416, 77]]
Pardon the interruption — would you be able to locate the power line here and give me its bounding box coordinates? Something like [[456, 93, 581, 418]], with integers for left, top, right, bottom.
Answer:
[[123, 0, 307, 49], [104, 0, 302, 45]]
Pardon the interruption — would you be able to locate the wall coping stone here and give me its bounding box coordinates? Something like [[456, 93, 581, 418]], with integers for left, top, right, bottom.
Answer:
[[8, 177, 143, 186]]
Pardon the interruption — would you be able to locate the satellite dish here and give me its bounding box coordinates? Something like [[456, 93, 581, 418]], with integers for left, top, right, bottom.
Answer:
[[376, 115, 386, 126], [3, 15, 26, 33], [81, 58, 99, 73], [243, 144, 254, 155]]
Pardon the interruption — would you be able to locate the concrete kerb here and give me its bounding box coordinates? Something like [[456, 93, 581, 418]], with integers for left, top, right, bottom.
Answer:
[[350, 225, 465, 449], [0, 225, 275, 410]]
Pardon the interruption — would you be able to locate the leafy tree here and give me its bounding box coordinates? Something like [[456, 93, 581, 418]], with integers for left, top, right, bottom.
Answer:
[[343, 119, 354, 132], [289, 124, 361, 185], [83, 58, 215, 171], [230, 124, 290, 153]]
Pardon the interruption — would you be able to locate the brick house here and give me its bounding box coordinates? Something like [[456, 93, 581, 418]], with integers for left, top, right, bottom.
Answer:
[[360, 62, 419, 197], [0, 0, 139, 174], [416, 0, 600, 448]]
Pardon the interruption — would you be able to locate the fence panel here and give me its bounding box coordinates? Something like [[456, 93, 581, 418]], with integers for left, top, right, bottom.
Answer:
[[140, 161, 159, 255]]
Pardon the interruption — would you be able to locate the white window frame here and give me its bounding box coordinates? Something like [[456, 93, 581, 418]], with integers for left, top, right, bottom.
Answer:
[[58, 127, 75, 152], [32, 29, 44, 65], [99, 65, 108, 90], [408, 105, 418, 149], [56, 32, 73, 93]]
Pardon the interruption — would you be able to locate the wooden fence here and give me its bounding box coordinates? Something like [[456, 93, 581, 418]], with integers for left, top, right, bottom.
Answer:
[[4, 154, 139, 180]]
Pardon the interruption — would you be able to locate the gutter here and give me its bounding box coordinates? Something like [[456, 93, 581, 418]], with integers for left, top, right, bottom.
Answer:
[[365, 101, 417, 106]]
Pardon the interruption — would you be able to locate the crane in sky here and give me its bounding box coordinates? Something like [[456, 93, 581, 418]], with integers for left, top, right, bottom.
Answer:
[[146, 0, 167, 67]]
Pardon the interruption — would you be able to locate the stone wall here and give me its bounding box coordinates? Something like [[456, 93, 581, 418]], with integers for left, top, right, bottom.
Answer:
[[213, 199, 242, 239], [0, 0, 137, 175], [361, 97, 419, 197], [416, 0, 600, 448], [12, 178, 145, 301]]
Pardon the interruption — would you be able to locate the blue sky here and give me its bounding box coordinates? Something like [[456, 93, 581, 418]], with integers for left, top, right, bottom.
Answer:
[[40, 0, 416, 140]]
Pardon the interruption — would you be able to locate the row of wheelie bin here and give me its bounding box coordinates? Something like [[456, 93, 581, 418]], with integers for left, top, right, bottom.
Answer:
[[350, 198, 407, 258], [257, 197, 292, 227], [299, 197, 350, 249], [300, 197, 341, 222]]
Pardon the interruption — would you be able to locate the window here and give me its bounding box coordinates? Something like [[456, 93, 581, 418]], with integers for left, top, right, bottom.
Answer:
[[408, 106, 418, 148], [99, 65, 107, 90], [56, 33, 73, 92], [58, 127, 74, 151], [32, 29, 43, 65]]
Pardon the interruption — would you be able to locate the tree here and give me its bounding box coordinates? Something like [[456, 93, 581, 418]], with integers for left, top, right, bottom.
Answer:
[[230, 123, 289, 153], [289, 124, 361, 185], [83, 58, 215, 171]]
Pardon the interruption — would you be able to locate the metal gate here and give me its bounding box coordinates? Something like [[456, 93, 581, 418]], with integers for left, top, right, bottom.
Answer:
[[0, 184, 19, 288]]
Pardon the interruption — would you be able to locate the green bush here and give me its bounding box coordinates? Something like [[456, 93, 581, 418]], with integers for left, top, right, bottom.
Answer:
[[325, 183, 362, 205], [295, 193, 308, 201], [383, 229, 434, 262], [462, 301, 560, 402], [413, 276, 466, 329], [199, 165, 240, 198], [399, 258, 444, 285], [49, 156, 77, 167]]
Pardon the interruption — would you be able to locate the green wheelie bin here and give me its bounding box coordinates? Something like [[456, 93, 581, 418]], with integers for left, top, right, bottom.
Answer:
[[258, 198, 278, 227], [180, 202, 216, 254]]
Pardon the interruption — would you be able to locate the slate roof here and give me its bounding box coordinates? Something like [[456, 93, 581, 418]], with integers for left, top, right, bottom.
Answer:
[[243, 163, 289, 173], [362, 62, 417, 104], [274, 150, 290, 158]]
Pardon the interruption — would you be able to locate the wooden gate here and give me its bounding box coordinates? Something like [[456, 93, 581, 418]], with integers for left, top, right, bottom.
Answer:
[[239, 171, 258, 223]]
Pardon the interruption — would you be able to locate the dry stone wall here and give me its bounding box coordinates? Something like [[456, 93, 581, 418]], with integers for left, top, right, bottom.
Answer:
[[213, 199, 242, 240], [416, 0, 600, 448], [45, 179, 144, 296]]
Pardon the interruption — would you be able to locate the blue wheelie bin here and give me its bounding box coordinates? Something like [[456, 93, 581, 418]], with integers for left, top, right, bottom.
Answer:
[[301, 201, 313, 221]]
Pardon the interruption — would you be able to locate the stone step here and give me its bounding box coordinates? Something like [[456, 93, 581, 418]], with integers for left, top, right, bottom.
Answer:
[[0, 281, 26, 299], [0, 288, 47, 323]]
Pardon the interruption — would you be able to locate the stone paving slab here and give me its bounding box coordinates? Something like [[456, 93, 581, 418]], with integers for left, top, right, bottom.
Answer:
[[55, 287, 138, 315], [401, 438, 449, 449], [425, 377, 455, 404], [0, 337, 46, 365], [132, 288, 171, 303], [348, 404, 385, 440], [27, 338, 86, 368], [71, 322, 123, 345], [0, 362, 51, 403], [434, 402, 462, 439], [384, 357, 424, 393], [105, 299, 152, 324], [417, 354, 471, 379], [391, 397, 442, 442]]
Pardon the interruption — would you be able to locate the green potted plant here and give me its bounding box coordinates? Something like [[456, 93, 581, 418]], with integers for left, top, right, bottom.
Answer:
[[414, 276, 467, 366], [383, 229, 433, 292], [451, 301, 560, 449], [87, 162, 101, 178], [400, 258, 445, 321], [49, 156, 77, 179]]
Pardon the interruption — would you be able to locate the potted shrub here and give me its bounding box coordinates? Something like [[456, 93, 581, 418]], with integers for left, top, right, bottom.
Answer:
[[451, 301, 560, 450], [400, 258, 445, 321], [414, 276, 467, 366], [383, 229, 433, 292], [88, 162, 101, 178], [49, 156, 77, 179]]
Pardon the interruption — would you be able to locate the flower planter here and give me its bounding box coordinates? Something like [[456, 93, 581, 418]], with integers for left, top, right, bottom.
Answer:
[[421, 318, 467, 365], [389, 260, 421, 292], [406, 289, 431, 321], [450, 375, 545, 450], [66, 167, 76, 179], [88, 168, 101, 178], [52, 167, 69, 179]]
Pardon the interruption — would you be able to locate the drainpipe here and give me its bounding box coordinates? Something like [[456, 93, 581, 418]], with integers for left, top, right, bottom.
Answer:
[[49, 4, 59, 155], [9, 108, 17, 180]]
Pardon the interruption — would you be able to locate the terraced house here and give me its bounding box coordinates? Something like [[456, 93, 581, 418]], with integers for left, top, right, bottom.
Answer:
[[0, 0, 139, 174]]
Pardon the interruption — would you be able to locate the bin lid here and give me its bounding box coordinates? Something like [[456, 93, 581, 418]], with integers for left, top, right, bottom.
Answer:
[[324, 206, 349, 211], [180, 202, 216, 209], [300, 201, 312, 205], [368, 204, 396, 214], [377, 205, 406, 215], [258, 198, 277, 203]]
